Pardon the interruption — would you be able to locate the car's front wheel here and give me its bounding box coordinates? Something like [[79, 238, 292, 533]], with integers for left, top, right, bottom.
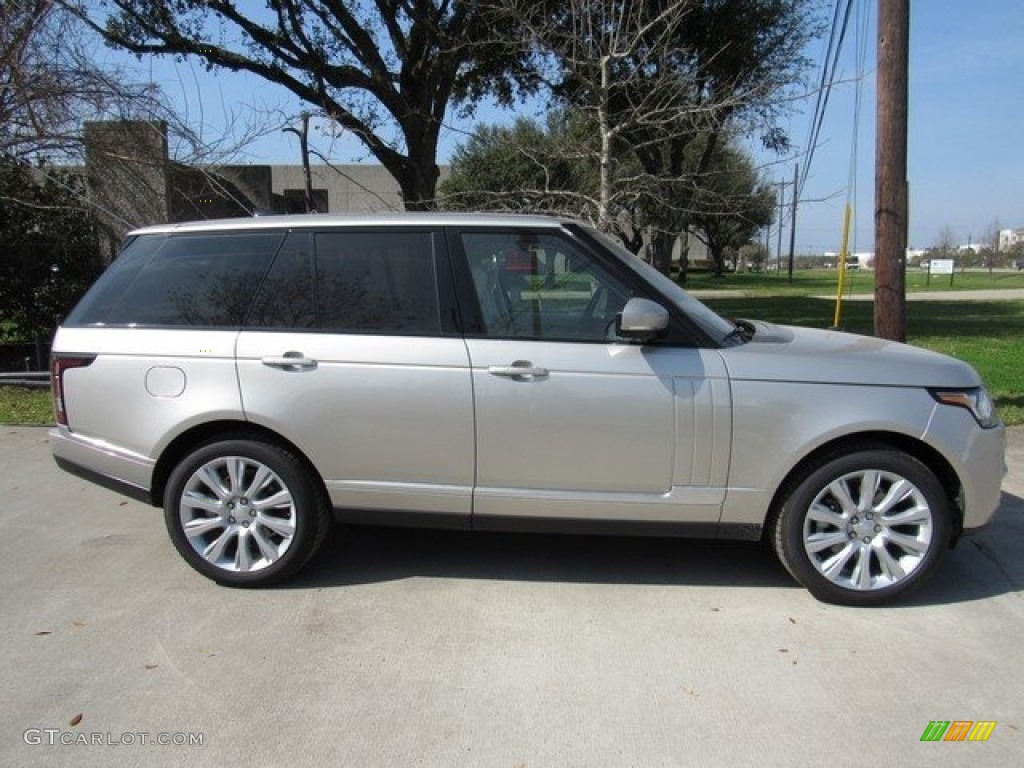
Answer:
[[771, 446, 951, 605], [164, 438, 331, 586]]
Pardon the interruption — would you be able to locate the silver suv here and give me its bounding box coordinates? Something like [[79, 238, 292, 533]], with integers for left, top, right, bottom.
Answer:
[[50, 214, 1005, 605]]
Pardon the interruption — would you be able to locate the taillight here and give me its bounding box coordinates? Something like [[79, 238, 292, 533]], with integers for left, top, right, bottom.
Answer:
[[51, 355, 95, 427]]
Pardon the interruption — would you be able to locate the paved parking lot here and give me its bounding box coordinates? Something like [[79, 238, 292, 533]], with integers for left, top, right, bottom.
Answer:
[[1, 425, 1021, 767]]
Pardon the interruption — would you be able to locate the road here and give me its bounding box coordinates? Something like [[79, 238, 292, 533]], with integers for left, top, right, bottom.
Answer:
[[1, 426, 1021, 767]]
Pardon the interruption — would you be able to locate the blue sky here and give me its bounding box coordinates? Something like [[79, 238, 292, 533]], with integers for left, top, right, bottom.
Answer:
[[103, 0, 1024, 254]]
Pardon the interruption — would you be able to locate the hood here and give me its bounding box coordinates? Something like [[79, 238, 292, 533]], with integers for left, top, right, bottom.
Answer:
[[719, 320, 982, 388]]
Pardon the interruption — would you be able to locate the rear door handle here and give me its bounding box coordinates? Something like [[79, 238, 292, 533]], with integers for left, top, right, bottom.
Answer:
[[261, 351, 318, 371], [488, 362, 549, 379]]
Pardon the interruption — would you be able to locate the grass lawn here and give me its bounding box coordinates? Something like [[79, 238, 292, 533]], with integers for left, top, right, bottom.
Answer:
[[0, 387, 53, 425]]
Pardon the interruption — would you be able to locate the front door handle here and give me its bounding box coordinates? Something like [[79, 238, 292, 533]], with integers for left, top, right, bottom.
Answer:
[[488, 361, 549, 379], [261, 351, 318, 371]]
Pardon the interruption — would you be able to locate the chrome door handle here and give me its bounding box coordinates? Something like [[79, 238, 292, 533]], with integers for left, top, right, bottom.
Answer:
[[261, 352, 318, 371], [488, 362, 549, 379]]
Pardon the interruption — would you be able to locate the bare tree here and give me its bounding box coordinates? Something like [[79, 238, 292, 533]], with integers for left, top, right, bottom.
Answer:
[[1, 0, 148, 160], [502, 0, 819, 276], [934, 225, 957, 256]]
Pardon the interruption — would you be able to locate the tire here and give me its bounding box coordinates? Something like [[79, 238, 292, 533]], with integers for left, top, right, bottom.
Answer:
[[771, 446, 951, 606], [164, 438, 331, 587]]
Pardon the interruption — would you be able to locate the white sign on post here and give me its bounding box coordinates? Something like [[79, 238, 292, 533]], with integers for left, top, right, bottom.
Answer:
[[929, 259, 954, 275]]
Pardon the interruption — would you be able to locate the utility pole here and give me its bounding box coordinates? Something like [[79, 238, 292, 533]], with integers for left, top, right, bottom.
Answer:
[[875, 0, 910, 341], [788, 163, 798, 282], [776, 180, 786, 276]]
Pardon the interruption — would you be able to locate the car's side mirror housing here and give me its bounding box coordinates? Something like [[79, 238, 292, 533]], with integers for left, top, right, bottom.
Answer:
[[617, 297, 669, 342]]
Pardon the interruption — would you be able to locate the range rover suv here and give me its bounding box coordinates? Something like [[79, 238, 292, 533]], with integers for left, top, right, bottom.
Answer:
[[50, 214, 1006, 605]]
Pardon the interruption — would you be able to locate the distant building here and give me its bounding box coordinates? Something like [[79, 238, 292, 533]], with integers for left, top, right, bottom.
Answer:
[[998, 228, 1024, 251], [83, 120, 442, 261]]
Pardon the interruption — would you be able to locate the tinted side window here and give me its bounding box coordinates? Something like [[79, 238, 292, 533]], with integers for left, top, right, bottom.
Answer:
[[246, 232, 316, 329], [315, 232, 440, 335], [64, 234, 167, 326], [69, 232, 284, 327]]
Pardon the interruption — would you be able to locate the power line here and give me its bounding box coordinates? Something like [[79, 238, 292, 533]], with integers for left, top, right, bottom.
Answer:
[[799, 0, 856, 198]]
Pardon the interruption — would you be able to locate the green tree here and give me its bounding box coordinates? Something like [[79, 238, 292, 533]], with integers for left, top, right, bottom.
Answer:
[[441, 115, 596, 216], [690, 145, 776, 276], [67, 0, 535, 209], [0, 156, 102, 340]]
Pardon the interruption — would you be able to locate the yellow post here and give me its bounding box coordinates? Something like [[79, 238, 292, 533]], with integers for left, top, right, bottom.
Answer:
[[833, 203, 853, 328]]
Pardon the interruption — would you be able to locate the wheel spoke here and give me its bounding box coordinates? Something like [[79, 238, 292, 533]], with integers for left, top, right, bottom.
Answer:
[[825, 478, 858, 516], [806, 530, 850, 554], [853, 545, 874, 589], [243, 465, 275, 501], [226, 457, 246, 495], [807, 502, 846, 529], [822, 542, 857, 579], [197, 466, 230, 500], [857, 470, 880, 513], [253, 489, 293, 512], [235, 532, 253, 572], [183, 515, 225, 538], [202, 528, 235, 563], [882, 505, 931, 526], [886, 530, 929, 557], [872, 477, 912, 515], [181, 491, 223, 514], [874, 543, 907, 581], [251, 527, 281, 563], [257, 513, 295, 538]]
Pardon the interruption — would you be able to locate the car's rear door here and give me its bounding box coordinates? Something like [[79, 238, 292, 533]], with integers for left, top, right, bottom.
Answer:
[[236, 228, 475, 522]]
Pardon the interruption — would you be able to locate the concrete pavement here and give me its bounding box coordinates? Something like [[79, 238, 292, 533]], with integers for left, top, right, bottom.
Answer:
[[1, 426, 1021, 767]]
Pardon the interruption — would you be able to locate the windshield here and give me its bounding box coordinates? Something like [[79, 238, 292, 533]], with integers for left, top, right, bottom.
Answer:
[[576, 225, 737, 343]]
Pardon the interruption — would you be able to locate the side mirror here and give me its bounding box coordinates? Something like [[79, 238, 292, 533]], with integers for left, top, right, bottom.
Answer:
[[617, 297, 669, 342]]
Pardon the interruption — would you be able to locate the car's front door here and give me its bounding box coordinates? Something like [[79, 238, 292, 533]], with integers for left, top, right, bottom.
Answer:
[[452, 228, 730, 529]]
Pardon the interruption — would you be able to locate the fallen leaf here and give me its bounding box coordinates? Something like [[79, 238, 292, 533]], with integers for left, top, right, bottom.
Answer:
[[710, 607, 720, 612], [683, 686, 699, 698], [72, 620, 87, 628], [69, 713, 82, 727], [779, 648, 789, 653], [119, 501, 128, 507], [145, 664, 158, 670], [788, 617, 797, 624]]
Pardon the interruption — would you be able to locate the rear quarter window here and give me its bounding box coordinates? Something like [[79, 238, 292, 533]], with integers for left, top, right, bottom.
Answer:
[[65, 232, 284, 327]]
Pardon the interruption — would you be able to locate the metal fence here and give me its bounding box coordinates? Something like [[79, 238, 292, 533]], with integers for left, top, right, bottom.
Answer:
[[0, 341, 51, 373]]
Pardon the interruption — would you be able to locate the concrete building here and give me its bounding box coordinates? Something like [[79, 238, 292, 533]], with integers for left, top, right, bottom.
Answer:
[[998, 228, 1024, 251], [84, 120, 431, 260]]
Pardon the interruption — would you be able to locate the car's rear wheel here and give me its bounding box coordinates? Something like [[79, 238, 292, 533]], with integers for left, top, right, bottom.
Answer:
[[164, 438, 330, 586], [771, 447, 951, 605]]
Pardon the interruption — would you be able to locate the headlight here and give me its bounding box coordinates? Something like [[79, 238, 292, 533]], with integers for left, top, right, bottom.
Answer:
[[929, 387, 1000, 428]]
